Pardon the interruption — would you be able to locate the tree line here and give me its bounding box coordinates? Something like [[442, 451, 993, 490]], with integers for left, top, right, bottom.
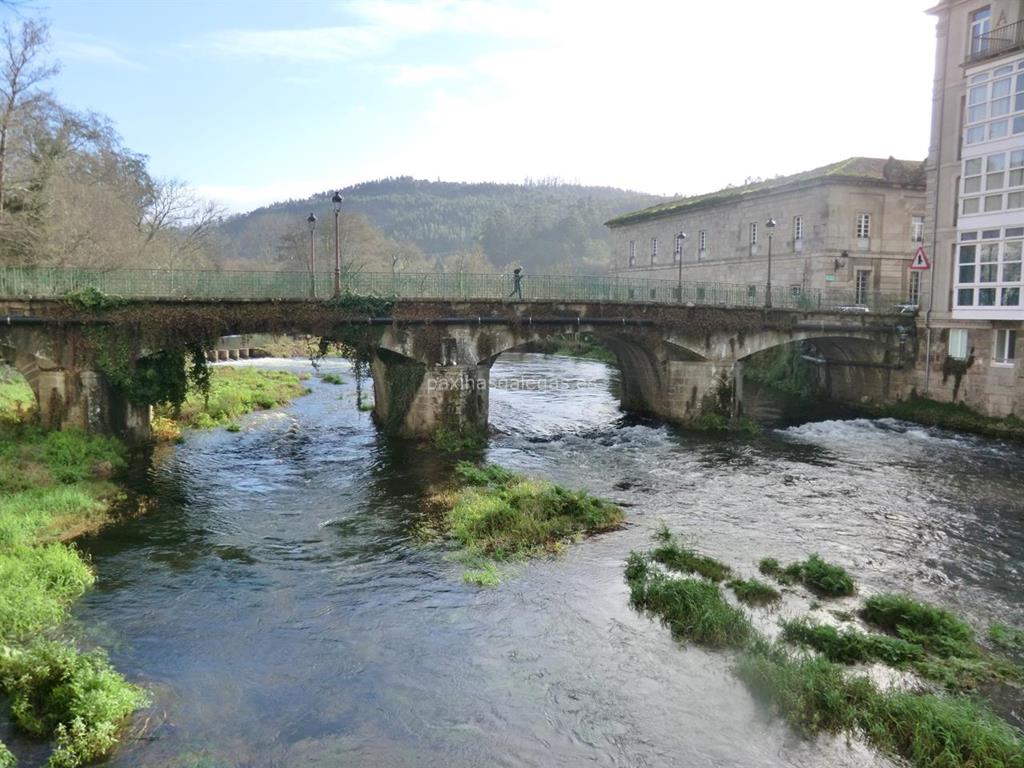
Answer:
[[0, 16, 665, 277]]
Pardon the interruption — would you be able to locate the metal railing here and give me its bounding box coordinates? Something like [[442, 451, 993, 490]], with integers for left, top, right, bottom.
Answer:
[[967, 19, 1024, 63], [0, 266, 913, 315]]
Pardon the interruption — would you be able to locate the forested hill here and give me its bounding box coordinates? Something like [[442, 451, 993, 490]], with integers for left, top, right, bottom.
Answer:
[[215, 177, 666, 274]]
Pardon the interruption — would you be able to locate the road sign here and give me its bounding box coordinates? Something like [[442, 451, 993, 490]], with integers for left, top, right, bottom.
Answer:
[[910, 245, 930, 270]]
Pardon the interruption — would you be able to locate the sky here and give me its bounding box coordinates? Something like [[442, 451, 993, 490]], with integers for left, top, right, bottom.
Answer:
[[8, 0, 939, 214]]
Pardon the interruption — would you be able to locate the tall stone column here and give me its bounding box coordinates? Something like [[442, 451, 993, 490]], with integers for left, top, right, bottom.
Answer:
[[371, 349, 490, 439], [662, 360, 734, 424]]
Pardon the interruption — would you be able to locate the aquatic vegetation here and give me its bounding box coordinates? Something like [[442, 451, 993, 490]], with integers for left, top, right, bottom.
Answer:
[[160, 367, 307, 432], [650, 541, 732, 582], [320, 373, 344, 385], [989, 622, 1024, 652], [0, 641, 149, 767], [627, 562, 752, 648], [728, 578, 782, 606], [0, 409, 147, 764], [861, 594, 974, 658], [462, 563, 500, 587], [736, 642, 1024, 768], [432, 426, 487, 453], [780, 619, 923, 666], [872, 396, 1024, 441], [760, 554, 855, 596], [435, 462, 623, 580]]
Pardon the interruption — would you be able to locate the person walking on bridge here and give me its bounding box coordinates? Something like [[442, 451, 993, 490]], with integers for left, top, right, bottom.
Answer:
[[508, 267, 524, 300]]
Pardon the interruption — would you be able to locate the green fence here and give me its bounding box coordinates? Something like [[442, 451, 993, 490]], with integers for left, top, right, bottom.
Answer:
[[0, 266, 914, 314]]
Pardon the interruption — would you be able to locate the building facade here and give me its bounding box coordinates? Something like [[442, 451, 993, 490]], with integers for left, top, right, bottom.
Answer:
[[605, 158, 926, 310], [924, 0, 1024, 415]]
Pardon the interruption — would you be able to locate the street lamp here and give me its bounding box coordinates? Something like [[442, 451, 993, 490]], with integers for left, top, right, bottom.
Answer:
[[675, 231, 687, 303], [307, 212, 317, 299], [332, 192, 343, 297], [764, 217, 776, 308]]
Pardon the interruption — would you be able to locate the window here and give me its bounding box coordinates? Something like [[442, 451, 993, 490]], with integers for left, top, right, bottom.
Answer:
[[750, 222, 758, 246], [993, 329, 1017, 364], [970, 7, 991, 57], [628, 240, 636, 267], [747, 285, 757, 300], [963, 56, 1024, 146], [650, 237, 657, 264], [949, 329, 970, 360], [790, 285, 802, 298], [856, 213, 871, 239], [909, 270, 921, 305], [911, 215, 925, 242], [674, 232, 685, 263], [855, 269, 871, 304], [793, 215, 804, 241], [699, 230, 706, 254]]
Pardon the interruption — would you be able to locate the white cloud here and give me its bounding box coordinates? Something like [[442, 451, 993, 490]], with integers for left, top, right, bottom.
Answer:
[[198, 25, 391, 62], [391, 64, 466, 85], [57, 39, 145, 70]]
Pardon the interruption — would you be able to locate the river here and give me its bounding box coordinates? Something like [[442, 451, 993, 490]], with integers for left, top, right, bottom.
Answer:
[[10, 353, 1024, 767]]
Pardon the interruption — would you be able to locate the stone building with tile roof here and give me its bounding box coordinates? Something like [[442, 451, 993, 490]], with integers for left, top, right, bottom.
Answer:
[[605, 157, 926, 309]]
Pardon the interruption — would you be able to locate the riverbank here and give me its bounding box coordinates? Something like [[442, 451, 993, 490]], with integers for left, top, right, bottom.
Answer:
[[152, 365, 310, 440], [0, 424, 148, 767], [0, 364, 312, 765], [863, 396, 1024, 441]]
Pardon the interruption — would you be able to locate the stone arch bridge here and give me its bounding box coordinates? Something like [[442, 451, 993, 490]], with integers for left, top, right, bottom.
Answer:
[[0, 296, 915, 440]]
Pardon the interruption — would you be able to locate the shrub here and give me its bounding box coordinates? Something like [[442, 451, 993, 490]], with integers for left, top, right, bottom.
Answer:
[[0, 740, 14, 768], [0, 641, 149, 766]]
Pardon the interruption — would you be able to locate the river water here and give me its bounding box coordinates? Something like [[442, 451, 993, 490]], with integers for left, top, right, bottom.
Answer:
[[11, 354, 1024, 767]]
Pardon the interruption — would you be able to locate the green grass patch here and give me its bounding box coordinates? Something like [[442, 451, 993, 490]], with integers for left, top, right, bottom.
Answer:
[[462, 563, 500, 587], [728, 578, 782, 606], [781, 619, 924, 666], [0, 640, 149, 767], [320, 373, 344, 385], [989, 622, 1024, 653], [650, 541, 732, 582], [626, 556, 751, 648], [861, 594, 975, 658], [161, 366, 307, 431], [737, 643, 1024, 767], [0, 366, 35, 424], [436, 462, 623, 566], [432, 426, 487, 453], [760, 554, 855, 596]]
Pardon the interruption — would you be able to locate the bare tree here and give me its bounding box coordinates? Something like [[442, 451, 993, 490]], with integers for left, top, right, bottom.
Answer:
[[138, 179, 225, 267], [0, 17, 57, 220]]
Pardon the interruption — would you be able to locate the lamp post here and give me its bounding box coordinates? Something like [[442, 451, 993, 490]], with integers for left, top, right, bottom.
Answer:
[[307, 212, 317, 299], [675, 231, 687, 303], [764, 217, 776, 308], [332, 192, 343, 297]]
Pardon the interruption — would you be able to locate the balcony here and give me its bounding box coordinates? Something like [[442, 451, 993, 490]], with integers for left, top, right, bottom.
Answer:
[[967, 20, 1024, 65]]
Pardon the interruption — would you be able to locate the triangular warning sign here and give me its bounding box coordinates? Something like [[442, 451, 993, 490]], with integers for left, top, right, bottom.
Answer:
[[910, 245, 930, 270]]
